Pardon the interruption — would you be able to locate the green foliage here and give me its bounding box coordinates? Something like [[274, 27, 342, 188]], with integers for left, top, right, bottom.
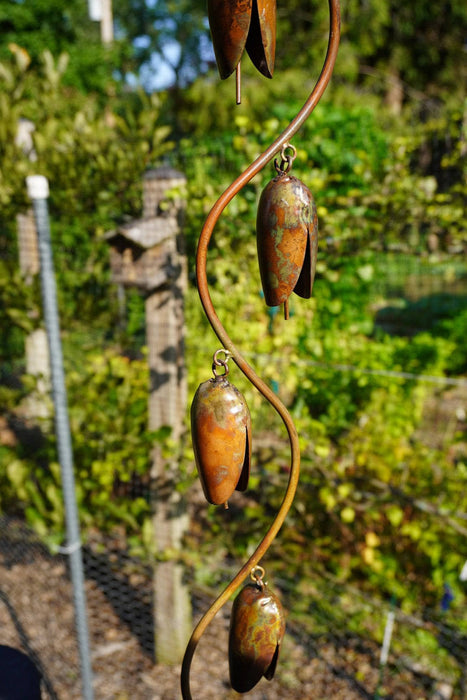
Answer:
[[177, 87, 466, 621], [67, 352, 158, 535], [177, 91, 393, 270], [178, 80, 466, 263], [3, 0, 466, 103], [436, 309, 467, 375], [0, 260, 39, 363], [0, 47, 173, 550], [0, 46, 173, 329], [189, 244, 467, 612], [352, 110, 467, 253], [277, 0, 467, 100], [0, 0, 124, 94], [0, 22, 465, 666], [0, 45, 172, 218], [179, 87, 466, 611], [0, 351, 161, 548]]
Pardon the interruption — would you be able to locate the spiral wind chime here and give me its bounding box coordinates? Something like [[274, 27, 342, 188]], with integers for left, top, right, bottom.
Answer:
[[182, 1, 341, 696]]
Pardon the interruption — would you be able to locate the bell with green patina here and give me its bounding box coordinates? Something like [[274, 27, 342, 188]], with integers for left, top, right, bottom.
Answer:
[[191, 372, 251, 507], [229, 574, 286, 693], [256, 167, 318, 320]]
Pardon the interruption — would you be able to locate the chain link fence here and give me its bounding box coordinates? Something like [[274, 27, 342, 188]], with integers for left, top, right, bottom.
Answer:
[[1, 199, 466, 697], [1, 513, 466, 698]]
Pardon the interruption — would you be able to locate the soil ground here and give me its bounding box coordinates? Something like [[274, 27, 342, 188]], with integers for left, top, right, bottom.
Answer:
[[0, 521, 460, 700]]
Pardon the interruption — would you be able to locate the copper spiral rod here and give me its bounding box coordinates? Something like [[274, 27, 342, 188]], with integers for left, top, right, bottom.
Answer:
[[181, 2, 340, 697]]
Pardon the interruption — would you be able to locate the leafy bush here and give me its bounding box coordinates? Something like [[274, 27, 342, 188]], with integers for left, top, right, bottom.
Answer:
[[0, 351, 163, 549], [0, 46, 173, 327], [434, 308, 467, 375], [0, 42, 466, 624]]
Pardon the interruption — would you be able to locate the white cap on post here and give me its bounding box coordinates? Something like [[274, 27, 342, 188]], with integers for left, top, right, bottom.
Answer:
[[26, 175, 49, 200]]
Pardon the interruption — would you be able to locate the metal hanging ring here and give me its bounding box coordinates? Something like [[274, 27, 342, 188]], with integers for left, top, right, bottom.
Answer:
[[250, 565, 266, 588], [274, 142, 297, 175], [212, 348, 231, 378]]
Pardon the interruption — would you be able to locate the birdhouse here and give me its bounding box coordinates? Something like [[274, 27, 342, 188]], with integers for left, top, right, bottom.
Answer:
[[106, 167, 186, 292]]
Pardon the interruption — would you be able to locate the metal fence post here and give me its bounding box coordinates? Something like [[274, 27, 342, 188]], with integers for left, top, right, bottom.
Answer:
[[26, 175, 94, 700]]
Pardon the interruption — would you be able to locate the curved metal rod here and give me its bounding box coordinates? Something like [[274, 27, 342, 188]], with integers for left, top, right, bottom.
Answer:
[[181, 2, 340, 697]]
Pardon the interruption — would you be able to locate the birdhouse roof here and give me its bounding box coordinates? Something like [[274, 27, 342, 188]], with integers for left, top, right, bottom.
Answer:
[[144, 166, 186, 182], [105, 216, 178, 249]]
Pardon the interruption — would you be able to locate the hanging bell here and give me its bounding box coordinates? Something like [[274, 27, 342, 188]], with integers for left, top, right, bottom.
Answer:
[[229, 566, 286, 693], [208, 0, 276, 102], [191, 350, 251, 507], [256, 144, 318, 319]]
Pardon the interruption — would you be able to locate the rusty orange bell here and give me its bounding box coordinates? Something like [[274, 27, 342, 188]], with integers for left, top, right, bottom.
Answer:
[[256, 145, 318, 319], [229, 566, 286, 693], [208, 0, 276, 101], [191, 351, 251, 507]]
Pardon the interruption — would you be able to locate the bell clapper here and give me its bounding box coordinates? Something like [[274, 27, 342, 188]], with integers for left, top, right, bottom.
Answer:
[[236, 63, 242, 105]]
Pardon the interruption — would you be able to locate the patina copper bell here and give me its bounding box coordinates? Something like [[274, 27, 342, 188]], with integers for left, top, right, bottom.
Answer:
[[256, 144, 318, 319], [191, 350, 251, 507], [208, 0, 276, 101], [229, 566, 286, 693]]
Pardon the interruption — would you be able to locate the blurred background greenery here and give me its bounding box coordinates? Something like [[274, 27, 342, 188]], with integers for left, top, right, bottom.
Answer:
[[0, 0, 466, 694]]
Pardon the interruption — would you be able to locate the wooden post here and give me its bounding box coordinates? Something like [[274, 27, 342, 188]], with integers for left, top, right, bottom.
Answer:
[[17, 210, 51, 421], [143, 169, 191, 664], [146, 287, 191, 665], [15, 120, 50, 422], [106, 167, 191, 664], [143, 167, 189, 431]]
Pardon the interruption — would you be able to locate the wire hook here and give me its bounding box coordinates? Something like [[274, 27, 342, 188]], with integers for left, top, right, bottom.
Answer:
[[212, 348, 231, 378], [274, 142, 297, 174]]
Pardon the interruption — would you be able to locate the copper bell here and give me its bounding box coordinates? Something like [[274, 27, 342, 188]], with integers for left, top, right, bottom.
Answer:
[[256, 144, 318, 319], [229, 566, 286, 693], [191, 350, 251, 507], [208, 0, 276, 102]]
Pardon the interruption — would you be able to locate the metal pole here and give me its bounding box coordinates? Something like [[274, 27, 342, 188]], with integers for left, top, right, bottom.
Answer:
[[26, 176, 94, 700]]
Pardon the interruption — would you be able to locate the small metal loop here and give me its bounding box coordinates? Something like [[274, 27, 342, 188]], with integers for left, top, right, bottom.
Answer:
[[281, 142, 297, 163], [274, 142, 297, 174], [212, 348, 231, 378], [250, 565, 266, 588], [212, 360, 229, 378], [274, 157, 291, 174]]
